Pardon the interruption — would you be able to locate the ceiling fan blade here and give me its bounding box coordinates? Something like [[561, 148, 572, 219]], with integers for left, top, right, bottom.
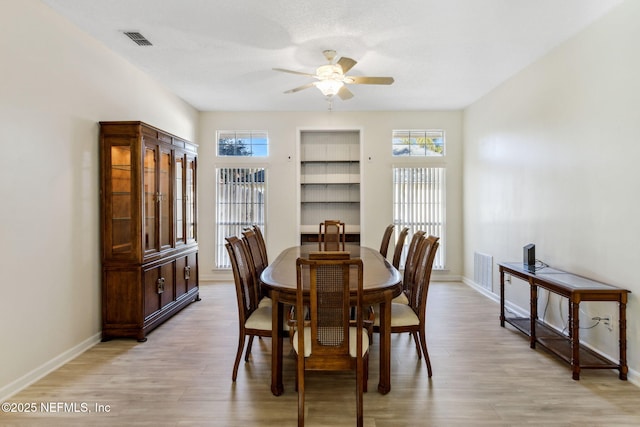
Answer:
[[348, 76, 395, 85], [337, 56, 357, 73], [273, 68, 316, 78], [284, 82, 316, 94], [337, 86, 354, 100]]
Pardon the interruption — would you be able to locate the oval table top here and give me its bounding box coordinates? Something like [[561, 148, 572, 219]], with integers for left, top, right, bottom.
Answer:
[[260, 245, 402, 303]]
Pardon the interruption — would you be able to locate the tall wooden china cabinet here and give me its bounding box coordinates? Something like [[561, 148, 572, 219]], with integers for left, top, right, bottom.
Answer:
[[99, 121, 199, 341]]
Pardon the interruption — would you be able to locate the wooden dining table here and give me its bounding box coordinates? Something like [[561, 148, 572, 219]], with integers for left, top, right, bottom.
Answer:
[[260, 244, 402, 396]]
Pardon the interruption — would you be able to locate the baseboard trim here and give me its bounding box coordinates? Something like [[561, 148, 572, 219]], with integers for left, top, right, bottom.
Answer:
[[0, 332, 102, 402]]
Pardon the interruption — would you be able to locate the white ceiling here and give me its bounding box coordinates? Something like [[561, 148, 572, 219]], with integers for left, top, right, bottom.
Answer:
[[41, 0, 622, 112]]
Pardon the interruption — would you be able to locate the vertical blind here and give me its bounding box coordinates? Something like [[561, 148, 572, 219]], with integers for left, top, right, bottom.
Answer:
[[216, 167, 266, 268], [393, 167, 445, 269]]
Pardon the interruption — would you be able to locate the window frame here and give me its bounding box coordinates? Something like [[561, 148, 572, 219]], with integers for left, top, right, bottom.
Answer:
[[217, 130, 269, 157], [391, 128, 447, 270], [392, 129, 445, 157]]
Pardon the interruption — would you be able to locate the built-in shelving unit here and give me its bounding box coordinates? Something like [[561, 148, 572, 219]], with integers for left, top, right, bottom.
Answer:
[[299, 130, 360, 244]]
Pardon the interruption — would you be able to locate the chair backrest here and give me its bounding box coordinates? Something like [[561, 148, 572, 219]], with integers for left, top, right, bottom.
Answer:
[[252, 224, 268, 265], [318, 220, 346, 251], [391, 227, 410, 269], [225, 236, 259, 323], [295, 255, 364, 369], [402, 231, 426, 294], [242, 228, 267, 279], [408, 235, 440, 319], [379, 224, 395, 258]]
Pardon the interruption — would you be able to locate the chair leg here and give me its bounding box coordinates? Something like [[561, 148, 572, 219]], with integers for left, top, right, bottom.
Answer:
[[356, 355, 364, 427], [418, 327, 433, 377], [411, 331, 422, 359], [244, 335, 255, 362], [294, 356, 299, 392], [232, 332, 246, 381], [363, 353, 369, 393], [297, 357, 305, 427]]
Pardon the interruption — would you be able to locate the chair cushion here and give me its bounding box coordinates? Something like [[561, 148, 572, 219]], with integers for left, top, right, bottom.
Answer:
[[258, 296, 272, 308], [391, 292, 409, 305], [373, 303, 419, 327], [293, 327, 369, 357], [245, 306, 272, 330]]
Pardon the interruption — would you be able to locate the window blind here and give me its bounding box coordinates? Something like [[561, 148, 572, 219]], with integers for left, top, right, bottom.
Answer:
[[393, 167, 445, 269], [216, 167, 266, 268]]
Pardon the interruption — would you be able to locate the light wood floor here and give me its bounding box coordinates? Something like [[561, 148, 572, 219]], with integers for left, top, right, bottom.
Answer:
[[3, 282, 640, 426]]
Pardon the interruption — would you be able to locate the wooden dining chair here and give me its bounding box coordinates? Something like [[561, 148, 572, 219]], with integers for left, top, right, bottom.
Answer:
[[318, 219, 346, 251], [252, 224, 268, 265], [293, 255, 368, 427], [392, 230, 426, 305], [225, 236, 272, 381], [391, 227, 410, 269], [374, 235, 440, 377], [242, 227, 271, 307], [378, 224, 395, 258]]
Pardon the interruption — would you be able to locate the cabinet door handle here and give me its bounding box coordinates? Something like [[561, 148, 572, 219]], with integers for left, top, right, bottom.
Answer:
[[156, 277, 165, 294], [184, 265, 191, 280], [154, 192, 168, 202]]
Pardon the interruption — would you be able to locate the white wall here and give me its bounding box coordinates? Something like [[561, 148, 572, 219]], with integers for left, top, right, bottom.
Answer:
[[0, 0, 198, 399], [463, 0, 639, 379], [198, 111, 463, 281]]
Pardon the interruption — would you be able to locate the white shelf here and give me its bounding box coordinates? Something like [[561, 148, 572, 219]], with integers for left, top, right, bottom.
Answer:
[[301, 184, 360, 202], [301, 177, 360, 184]]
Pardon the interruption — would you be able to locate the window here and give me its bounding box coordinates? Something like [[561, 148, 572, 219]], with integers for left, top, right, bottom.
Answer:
[[216, 167, 266, 268], [393, 167, 445, 269], [392, 130, 444, 157], [218, 130, 268, 157]]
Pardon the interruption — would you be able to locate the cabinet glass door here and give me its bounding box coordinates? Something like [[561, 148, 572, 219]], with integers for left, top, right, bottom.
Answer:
[[175, 155, 184, 244], [186, 155, 196, 242], [110, 145, 132, 255], [144, 145, 157, 254], [159, 148, 172, 250]]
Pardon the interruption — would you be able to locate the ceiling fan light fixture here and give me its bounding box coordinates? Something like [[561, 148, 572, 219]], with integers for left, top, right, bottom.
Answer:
[[316, 64, 343, 79], [275, 50, 394, 100], [314, 64, 345, 96], [315, 79, 344, 97]]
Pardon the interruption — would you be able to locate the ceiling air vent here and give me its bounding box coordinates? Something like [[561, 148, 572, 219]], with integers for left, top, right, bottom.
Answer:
[[123, 31, 152, 46]]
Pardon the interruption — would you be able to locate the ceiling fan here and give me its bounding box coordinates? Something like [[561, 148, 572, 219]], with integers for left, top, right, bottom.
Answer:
[[273, 50, 394, 100]]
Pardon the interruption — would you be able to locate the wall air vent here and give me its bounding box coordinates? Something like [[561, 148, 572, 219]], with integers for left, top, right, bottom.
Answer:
[[123, 31, 152, 46], [474, 252, 493, 291]]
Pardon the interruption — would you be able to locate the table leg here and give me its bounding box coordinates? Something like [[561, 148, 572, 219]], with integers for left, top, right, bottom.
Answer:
[[499, 268, 505, 327], [529, 280, 537, 349], [571, 300, 580, 380], [271, 292, 284, 396], [619, 299, 628, 380], [567, 299, 573, 339], [377, 290, 393, 394]]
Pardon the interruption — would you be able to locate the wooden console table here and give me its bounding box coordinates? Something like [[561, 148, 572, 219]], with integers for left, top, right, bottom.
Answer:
[[498, 262, 629, 380]]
